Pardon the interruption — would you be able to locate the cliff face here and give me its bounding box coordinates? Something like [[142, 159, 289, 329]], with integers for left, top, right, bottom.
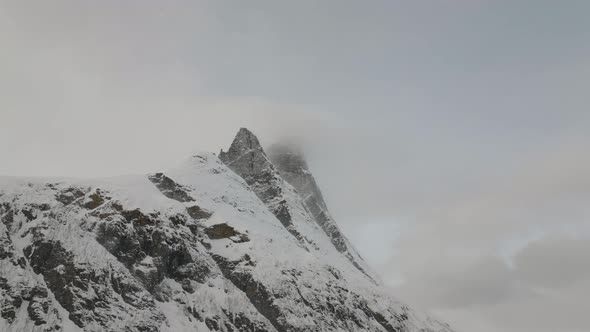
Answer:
[[0, 129, 454, 332]]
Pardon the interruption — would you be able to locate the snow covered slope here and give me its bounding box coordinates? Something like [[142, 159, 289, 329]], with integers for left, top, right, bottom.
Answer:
[[0, 129, 454, 332]]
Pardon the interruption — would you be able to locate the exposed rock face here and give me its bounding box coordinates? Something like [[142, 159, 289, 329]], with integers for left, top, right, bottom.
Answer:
[[0, 129, 455, 332], [204, 223, 249, 243], [219, 128, 309, 246]]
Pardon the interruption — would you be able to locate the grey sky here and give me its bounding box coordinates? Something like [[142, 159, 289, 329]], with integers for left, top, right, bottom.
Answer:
[[1, 1, 589, 331]]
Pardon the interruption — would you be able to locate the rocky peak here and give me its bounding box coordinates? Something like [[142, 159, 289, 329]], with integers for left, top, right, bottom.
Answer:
[[219, 129, 309, 247], [219, 129, 274, 184], [218, 128, 276, 194], [222, 129, 374, 279], [220, 128, 264, 162]]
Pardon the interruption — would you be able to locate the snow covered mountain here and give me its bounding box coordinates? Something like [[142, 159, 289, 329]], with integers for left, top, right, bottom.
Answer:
[[0, 128, 454, 332]]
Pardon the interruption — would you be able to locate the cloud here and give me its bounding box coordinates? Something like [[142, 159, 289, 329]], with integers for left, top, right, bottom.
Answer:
[[391, 234, 590, 332], [393, 256, 520, 309], [370, 136, 590, 331], [513, 235, 590, 289]]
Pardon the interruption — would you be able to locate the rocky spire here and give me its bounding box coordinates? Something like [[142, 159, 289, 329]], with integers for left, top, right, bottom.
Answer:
[[219, 128, 307, 245], [221, 129, 374, 278], [220, 128, 263, 160], [219, 128, 268, 181]]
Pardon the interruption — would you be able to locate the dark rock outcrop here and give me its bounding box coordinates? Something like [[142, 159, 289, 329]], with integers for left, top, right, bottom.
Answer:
[[205, 223, 249, 243], [148, 173, 195, 203]]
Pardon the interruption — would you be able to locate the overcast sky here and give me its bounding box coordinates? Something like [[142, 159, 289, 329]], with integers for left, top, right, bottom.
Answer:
[[2, 1, 590, 331]]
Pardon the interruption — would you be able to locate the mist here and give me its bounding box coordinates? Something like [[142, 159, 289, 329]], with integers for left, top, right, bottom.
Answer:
[[2, 1, 590, 331]]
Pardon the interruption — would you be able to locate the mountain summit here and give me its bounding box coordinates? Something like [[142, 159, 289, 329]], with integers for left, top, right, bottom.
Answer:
[[219, 128, 266, 167], [0, 128, 454, 332]]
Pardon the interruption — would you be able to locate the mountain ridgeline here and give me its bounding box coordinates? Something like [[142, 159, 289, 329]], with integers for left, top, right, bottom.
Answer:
[[0, 128, 454, 332]]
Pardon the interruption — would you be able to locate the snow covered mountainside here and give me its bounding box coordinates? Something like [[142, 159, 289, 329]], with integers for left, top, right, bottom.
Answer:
[[0, 128, 454, 332]]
